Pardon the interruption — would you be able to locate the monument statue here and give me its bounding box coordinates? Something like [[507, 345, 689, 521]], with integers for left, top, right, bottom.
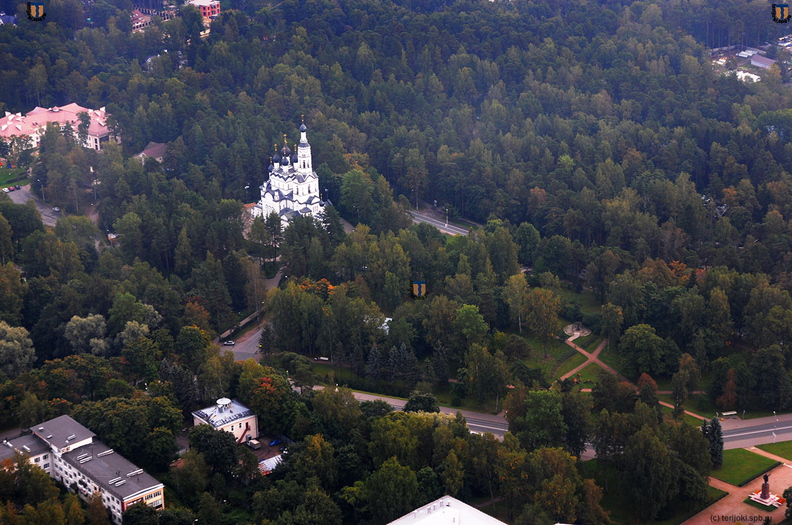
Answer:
[[762, 473, 770, 500]]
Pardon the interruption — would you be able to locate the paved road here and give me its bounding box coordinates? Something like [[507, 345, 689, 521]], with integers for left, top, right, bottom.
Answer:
[[8, 184, 61, 226], [407, 209, 469, 236], [223, 322, 264, 363], [322, 389, 510, 437], [722, 416, 792, 450]]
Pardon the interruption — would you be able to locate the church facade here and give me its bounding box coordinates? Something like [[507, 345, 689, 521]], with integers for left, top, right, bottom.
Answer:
[[251, 121, 325, 225]]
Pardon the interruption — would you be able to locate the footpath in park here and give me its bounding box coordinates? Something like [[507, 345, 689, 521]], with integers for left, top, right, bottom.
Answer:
[[682, 447, 792, 525], [560, 328, 707, 422]]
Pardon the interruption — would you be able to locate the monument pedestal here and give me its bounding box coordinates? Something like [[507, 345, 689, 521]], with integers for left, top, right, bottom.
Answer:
[[750, 480, 783, 509]]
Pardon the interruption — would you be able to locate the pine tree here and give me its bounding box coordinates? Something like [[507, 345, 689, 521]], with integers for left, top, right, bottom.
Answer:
[[709, 417, 724, 467]]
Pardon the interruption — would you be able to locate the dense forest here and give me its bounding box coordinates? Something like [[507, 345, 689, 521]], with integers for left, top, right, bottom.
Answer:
[[2, 0, 792, 523]]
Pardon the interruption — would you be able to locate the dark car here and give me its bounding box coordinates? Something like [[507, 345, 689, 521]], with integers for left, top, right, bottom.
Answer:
[[269, 439, 282, 447]]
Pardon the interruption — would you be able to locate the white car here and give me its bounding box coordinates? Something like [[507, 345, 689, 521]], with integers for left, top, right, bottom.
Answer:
[[223, 340, 235, 346], [52, 207, 60, 212], [1, 188, 8, 193]]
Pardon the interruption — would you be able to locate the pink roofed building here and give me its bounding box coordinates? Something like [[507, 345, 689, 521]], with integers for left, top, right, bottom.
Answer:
[[0, 103, 116, 152]]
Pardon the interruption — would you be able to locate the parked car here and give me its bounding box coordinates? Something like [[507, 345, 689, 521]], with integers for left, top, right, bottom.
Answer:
[[223, 340, 235, 346], [269, 439, 282, 447], [52, 207, 60, 212], [247, 439, 261, 450], [1, 188, 8, 193]]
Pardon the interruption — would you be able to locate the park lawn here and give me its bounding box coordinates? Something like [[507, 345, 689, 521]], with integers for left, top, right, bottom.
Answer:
[[554, 352, 588, 379], [596, 344, 622, 373], [757, 440, 792, 461], [657, 393, 718, 420], [0, 167, 27, 187], [742, 409, 792, 420], [659, 405, 704, 427], [578, 363, 608, 385], [312, 362, 359, 386], [576, 333, 604, 351], [518, 332, 578, 379], [710, 449, 780, 487], [556, 288, 601, 316]]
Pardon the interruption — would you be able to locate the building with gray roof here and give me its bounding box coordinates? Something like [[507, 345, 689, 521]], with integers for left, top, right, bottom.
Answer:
[[10, 415, 165, 524]]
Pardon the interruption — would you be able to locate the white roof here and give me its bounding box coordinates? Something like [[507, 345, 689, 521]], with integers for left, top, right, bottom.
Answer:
[[258, 454, 283, 474], [388, 496, 507, 525]]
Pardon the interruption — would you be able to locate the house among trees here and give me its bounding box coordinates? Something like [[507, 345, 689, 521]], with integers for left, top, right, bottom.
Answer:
[[251, 120, 327, 226], [1, 415, 163, 524], [0, 104, 115, 152], [192, 397, 259, 444], [184, 0, 220, 22], [130, 9, 152, 32], [135, 141, 167, 163]]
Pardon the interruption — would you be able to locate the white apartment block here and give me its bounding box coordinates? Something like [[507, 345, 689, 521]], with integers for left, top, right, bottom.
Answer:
[[1, 415, 163, 524]]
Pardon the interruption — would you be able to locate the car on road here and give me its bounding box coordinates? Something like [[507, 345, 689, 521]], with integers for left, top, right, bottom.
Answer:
[[1, 188, 8, 193], [222, 340, 235, 346], [52, 207, 60, 212]]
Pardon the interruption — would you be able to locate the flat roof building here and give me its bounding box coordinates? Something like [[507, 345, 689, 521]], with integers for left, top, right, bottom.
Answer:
[[3, 415, 165, 524], [751, 55, 777, 70], [192, 398, 258, 444], [388, 496, 507, 525]]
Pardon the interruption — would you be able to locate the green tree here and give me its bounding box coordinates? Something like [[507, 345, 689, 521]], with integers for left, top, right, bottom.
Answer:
[[624, 425, 675, 521], [64, 314, 107, 355], [122, 501, 159, 525], [701, 417, 724, 467], [514, 222, 540, 266], [454, 304, 489, 349], [189, 424, 239, 478], [526, 288, 561, 358], [0, 263, 25, 325], [363, 456, 419, 524], [0, 213, 13, 263], [511, 389, 568, 451], [404, 391, 440, 413], [237, 359, 295, 434], [503, 274, 529, 333], [619, 324, 665, 378], [0, 321, 35, 378]]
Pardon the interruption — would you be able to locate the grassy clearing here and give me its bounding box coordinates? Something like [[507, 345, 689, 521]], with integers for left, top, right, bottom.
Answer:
[[710, 449, 780, 487], [578, 363, 607, 385], [574, 333, 603, 351], [554, 352, 588, 379], [556, 288, 601, 316], [0, 167, 27, 187], [659, 404, 704, 427], [757, 440, 792, 461], [657, 393, 718, 420], [596, 344, 622, 373], [516, 332, 577, 379]]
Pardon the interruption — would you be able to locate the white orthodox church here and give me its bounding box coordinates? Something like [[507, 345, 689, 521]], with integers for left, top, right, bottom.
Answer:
[[251, 120, 326, 225]]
